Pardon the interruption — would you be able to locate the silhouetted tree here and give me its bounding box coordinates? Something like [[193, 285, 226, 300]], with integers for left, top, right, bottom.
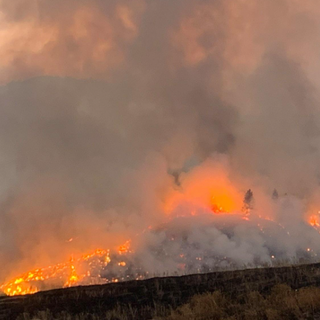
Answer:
[[244, 189, 253, 205], [242, 189, 254, 213]]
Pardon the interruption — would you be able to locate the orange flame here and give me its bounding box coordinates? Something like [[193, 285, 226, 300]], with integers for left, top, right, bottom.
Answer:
[[1, 249, 111, 296], [118, 240, 131, 255], [309, 215, 320, 228], [164, 160, 244, 216]]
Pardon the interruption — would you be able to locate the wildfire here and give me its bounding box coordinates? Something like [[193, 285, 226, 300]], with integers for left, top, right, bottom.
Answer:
[[1, 249, 111, 296], [3, 183, 320, 297], [0, 173, 245, 297]]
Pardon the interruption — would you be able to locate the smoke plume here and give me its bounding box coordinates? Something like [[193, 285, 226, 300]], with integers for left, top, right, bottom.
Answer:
[[1, 0, 320, 286]]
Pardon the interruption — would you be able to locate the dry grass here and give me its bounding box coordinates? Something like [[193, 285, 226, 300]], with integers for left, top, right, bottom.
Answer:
[[15, 284, 320, 320], [160, 284, 320, 320]]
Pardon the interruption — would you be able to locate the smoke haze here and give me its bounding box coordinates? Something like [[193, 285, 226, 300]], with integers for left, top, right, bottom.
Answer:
[[1, 0, 320, 284]]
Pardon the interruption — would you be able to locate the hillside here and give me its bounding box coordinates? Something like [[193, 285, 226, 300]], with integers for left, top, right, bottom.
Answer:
[[1, 262, 320, 319]]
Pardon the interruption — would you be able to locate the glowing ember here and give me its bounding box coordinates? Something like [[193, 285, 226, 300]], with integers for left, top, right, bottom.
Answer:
[[118, 240, 131, 255], [309, 215, 320, 227], [1, 249, 110, 296]]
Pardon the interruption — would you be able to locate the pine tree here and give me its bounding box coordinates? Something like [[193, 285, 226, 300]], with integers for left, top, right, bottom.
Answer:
[[242, 189, 254, 213], [244, 189, 253, 206]]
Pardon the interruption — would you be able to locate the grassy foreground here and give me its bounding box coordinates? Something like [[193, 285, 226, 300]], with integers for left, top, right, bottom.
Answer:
[[15, 284, 320, 319], [160, 284, 320, 320], [2, 262, 320, 319]]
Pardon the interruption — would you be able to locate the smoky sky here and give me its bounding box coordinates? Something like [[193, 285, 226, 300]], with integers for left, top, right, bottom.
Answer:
[[1, 0, 320, 281]]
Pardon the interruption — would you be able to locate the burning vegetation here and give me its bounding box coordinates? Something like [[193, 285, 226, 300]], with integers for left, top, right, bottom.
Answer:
[[1, 0, 320, 303], [2, 184, 320, 297]]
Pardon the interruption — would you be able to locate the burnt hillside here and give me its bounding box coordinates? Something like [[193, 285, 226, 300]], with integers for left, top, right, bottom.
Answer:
[[2, 263, 320, 320]]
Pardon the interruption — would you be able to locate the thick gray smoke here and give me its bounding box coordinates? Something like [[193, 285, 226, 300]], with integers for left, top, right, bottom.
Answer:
[[1, 0, 320, 285]]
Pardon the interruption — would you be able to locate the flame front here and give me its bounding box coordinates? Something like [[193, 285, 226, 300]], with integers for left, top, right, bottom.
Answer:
[[2, 182, 320, 296], [1, 249, 111, 296]]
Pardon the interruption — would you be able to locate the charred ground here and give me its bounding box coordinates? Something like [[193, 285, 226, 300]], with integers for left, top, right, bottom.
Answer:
[[2, 262, 320, 319]]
